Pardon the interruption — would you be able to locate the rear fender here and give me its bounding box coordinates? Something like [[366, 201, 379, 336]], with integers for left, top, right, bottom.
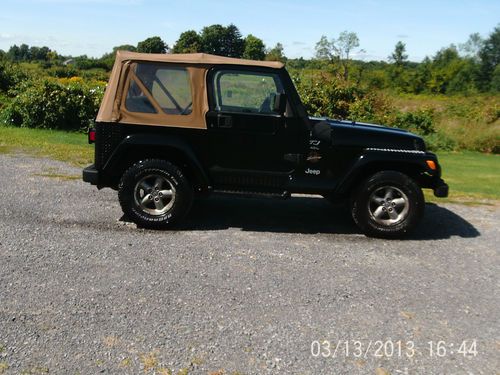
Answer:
[[103, 133, 210, 189]]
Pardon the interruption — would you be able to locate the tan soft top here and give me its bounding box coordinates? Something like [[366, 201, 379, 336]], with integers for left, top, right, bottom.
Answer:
[[113, 51, 284, 68], [96, 51, 284, 127]]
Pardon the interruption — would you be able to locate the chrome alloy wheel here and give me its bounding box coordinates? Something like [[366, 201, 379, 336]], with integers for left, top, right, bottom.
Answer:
[[134, 174, 176, 216], [368, 186, 409, 226]]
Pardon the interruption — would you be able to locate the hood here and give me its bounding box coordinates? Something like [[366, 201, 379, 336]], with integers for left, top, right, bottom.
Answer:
[[310, 117, 426, 151]]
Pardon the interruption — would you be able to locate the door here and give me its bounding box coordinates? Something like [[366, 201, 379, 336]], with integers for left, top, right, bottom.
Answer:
[[206, 68, 296, 190]]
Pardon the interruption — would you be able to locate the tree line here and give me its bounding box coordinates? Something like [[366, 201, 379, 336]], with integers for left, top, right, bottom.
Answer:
[[0, 23, 499, 94]]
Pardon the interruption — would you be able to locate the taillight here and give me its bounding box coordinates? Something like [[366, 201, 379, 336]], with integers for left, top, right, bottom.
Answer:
[[88, 128, 96, 144]]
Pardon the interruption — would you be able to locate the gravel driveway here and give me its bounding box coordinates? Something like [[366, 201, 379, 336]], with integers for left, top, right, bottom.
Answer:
[[0, 153, 498, 374]]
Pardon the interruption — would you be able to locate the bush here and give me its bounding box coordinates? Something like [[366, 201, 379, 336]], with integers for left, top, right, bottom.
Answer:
[[423, 131, 457, 151], [47, 65, 79, 78], [348, 92, 393, 124], [0, 61, 29, 92], [0, 77, 104, 131], [389, 109, 436, 135], [294, 74, 365, 119]]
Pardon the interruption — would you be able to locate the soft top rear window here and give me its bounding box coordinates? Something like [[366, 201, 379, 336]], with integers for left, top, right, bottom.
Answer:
[[126, 63, 193, 115]]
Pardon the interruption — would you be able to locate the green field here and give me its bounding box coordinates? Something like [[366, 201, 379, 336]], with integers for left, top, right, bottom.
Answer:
[[0, 125, 498, 202], [436, 151, 500, 201], [0, 125, 93, 166]]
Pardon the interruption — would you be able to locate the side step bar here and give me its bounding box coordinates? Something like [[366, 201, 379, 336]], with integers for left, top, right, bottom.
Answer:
[[213, 189, 291, 199]]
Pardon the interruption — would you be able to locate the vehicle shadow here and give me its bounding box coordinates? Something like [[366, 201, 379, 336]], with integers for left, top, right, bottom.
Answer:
[[409, 202, 480, 240], [174, 195, 480, 240]]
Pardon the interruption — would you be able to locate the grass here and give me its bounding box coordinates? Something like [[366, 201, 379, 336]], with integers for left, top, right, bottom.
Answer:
[[0, 124, 93, 166], [391, 93, 500, 153], [431, 151, 500, 202], [0, 124, 498, 203]]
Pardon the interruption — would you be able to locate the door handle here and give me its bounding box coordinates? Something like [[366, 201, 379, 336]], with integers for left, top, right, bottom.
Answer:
[[217, 114, 233, 128]]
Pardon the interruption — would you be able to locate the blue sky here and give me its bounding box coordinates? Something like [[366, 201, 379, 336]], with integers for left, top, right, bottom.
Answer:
[[1, 0, 499, 61]]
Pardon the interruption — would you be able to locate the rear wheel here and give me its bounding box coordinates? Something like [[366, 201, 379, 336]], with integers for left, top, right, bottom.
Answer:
[[118, 159, 193, 229], [351, 171, 424, 238]]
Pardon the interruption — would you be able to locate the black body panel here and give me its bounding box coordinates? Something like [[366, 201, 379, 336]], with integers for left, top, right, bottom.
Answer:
[[85, 64, 447, 199]]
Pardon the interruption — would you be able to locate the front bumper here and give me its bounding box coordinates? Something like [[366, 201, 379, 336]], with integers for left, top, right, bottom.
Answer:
[[82, 164, 99, 185], [433, 178, 449, 198]]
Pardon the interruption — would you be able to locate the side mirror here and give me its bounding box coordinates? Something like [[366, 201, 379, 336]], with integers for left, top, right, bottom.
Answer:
[[273, 93, 287, 114]]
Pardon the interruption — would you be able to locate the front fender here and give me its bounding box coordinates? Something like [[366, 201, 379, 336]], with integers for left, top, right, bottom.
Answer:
[[335, 149, 441, 194]]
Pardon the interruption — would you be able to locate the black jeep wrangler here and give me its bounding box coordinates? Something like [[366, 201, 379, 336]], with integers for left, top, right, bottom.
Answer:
[[83, 51, 448, 237]]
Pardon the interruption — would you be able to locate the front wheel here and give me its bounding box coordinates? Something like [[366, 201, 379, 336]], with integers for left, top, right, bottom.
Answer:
[[118, 159, 193, 229], [351, 171, 424, 238]]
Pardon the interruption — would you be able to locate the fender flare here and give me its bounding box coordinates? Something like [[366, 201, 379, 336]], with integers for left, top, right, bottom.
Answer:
[[335, 150, 436, 194], [103, 133, 210, 188]]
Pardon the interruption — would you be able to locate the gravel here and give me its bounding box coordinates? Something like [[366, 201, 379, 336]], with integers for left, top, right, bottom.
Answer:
[[0, 153, 498, 374]]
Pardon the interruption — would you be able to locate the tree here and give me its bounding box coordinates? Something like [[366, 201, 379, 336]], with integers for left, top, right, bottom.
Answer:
[[315, 31, 362, 81], [113, 44, 137, 53], [200, 24, 245, 57], [390, 41, 408, 66], [28, 46, 51, 60], [478, 25, 500, 91], [388, 41, 409, 90], [99, 45, 137, 71], [172, 30, 202, 53], [490, 64, 500, 92], [137, 36, 168, 54], [426, 45, 471, 94], [242, 34, 265, 60], [410, 57, 432, 93], [7, 45, 21, 61], [19, 44, 29, 61], [460, 32, 484, 61], [224, 24, 245, 57], [265, 43, 286, 62]]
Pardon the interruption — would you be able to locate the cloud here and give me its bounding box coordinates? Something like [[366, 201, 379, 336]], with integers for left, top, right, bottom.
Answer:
[[396, 34, 410, 39], [292, 41, 306, 46]]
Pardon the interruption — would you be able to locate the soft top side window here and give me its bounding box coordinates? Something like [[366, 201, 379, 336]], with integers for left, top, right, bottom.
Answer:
[[213, 70, 284, 114], [126, 63, 193, 115]]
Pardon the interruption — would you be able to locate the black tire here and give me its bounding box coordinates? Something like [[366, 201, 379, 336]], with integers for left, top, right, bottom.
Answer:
[[351, 170, 424, 238], [118, 159, 193, 229]]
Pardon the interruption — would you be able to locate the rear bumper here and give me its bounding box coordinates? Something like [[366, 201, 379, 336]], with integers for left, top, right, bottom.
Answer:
[[433, 178, 449, 198], [82, 164, 99, 185]]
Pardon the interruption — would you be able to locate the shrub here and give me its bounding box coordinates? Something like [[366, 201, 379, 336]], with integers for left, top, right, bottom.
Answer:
[[389, 109, 436, 135], [0, 61, 29, 92], [294, 74, 365, 119], [424, 131, 457, 151], [0, 78, 104, 131], [47, 65, 79, 78], [348, 92, 393, 124]]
